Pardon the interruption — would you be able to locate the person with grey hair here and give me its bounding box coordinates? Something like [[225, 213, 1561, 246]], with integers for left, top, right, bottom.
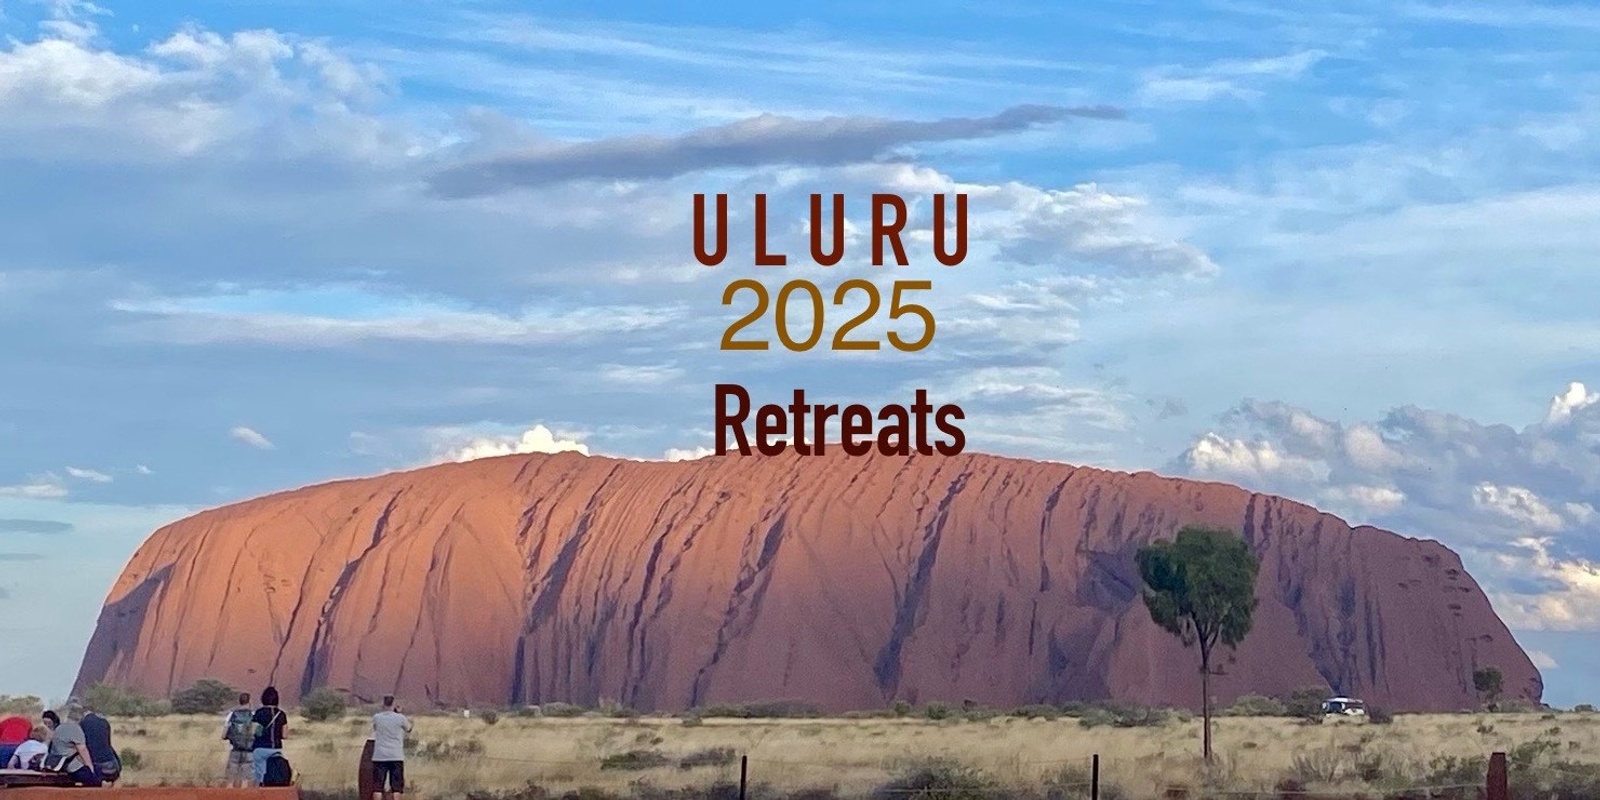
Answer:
[[42, 705, 100, 786]]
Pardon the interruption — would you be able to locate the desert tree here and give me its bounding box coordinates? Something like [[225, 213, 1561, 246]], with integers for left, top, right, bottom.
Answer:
[[1136, 525, 1260, 764], [1473, 666, 1503, 711]]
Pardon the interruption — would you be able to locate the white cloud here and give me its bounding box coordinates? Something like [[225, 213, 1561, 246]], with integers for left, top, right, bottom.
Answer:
[[1321, 484, 1407, 517], [64, 467, 112, 483], [440, 424, 590, 462], [1527, 649, 1559, 670], [1172, 381, 1600, 632], [1545, 381, 1599, 425], [1181, 433, 1330, 485], [0, 478, 69, 499], [1473, 484, 1567, 532], [1489, 537, 1600, 632], [134, 464, 153, 475], [229, 426, 275, 450], [663, 446, 714, 462]]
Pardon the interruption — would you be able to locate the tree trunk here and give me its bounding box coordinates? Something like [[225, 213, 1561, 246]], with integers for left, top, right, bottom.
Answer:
[[1200, 641, 1212, 765]]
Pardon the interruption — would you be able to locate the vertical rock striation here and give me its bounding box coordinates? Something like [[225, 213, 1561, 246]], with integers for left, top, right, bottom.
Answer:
[[74, 449, 1542, 712]]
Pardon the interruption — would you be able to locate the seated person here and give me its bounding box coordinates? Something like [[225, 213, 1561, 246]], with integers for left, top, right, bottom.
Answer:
[[44, 708, 100, 786], [79, 706, 120, 784], [6, 726, 49, 770]]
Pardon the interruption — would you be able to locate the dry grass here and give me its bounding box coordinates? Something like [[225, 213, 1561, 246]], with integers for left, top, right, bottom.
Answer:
[[104, 710, 1600, 798]]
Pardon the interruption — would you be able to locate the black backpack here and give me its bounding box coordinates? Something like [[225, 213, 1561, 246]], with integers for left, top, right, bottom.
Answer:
[[262, 752, 293, 787]]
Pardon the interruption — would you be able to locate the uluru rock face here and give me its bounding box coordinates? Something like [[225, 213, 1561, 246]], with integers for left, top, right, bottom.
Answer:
[[75, 449, 1541, 713]]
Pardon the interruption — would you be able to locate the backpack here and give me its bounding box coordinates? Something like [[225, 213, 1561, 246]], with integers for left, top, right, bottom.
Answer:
[[262, 752, 293, 787], [224, 709, 255, 751]]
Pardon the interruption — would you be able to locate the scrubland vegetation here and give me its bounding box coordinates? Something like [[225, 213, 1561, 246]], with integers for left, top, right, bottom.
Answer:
[[6, 684, 1600, 798]]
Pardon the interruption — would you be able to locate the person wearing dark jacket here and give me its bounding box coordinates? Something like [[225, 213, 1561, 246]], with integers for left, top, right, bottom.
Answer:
[[251, 686, 288, 785], [78, 703, 120, 785]]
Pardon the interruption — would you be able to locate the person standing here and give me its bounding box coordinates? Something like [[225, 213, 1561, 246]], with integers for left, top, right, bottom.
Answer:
[[369, 696, 412, 800], [250, 686, 288, 786], [44, 706, 100, 786], [221, 692, 255, 787]]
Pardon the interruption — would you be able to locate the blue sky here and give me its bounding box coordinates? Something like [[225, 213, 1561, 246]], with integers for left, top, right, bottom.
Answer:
[[3, 0, 1600, 708]]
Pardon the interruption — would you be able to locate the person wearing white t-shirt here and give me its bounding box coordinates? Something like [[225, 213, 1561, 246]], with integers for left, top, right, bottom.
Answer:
[[6, 726, 48, 769], [369, 696, 413, 800]]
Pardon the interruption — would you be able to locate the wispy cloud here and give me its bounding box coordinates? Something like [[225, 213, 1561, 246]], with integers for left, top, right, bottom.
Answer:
[[0, 477, 68, 499], [1138, 50, 1329, 104], [64, 467, 112, 483], [1400, 1, 1600, 32], [111, 294, 688, 346], [229, 427, 275, 451], [0, 519, 74, 534], [427, 105, 1124, 197]]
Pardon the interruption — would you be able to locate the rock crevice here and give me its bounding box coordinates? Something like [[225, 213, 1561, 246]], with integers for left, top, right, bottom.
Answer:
[[73, 450, 1542, 712]]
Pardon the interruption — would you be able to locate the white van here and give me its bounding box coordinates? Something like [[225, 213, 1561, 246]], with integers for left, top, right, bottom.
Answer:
[[1322, 697, 1367, 718]]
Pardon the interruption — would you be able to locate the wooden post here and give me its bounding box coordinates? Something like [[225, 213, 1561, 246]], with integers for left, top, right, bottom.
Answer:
[[739, 754, 748, 800], [358, 738, 375, 800], [1486, 751, 1508, 800], [1091, 753, 1099, 800]]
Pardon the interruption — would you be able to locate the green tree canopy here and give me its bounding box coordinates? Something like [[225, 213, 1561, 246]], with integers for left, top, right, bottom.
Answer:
[[1136, 525, 1260, 764], [1473, 666, 1503, 709], [170, 678, 238, 715]]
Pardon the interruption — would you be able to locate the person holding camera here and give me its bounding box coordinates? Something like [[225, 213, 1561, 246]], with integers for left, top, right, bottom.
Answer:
[[369, 696, 413, 800]]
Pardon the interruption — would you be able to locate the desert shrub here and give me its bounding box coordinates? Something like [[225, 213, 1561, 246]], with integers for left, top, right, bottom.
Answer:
[[923, 702, 952, 720], [540, 702, 585, 717], [412, 737, 486, 761], [1279, 687, 1330, 719], [1057, 701, 1090, 717], [1044, 765, 1129, 800], [1365, 706, 1394, 724], [872, 758, 998, 800], [0, 695, 44, 715], [1077, 702, 1170, 729], [1012, 704, 1060, 720], [891, 700, 911, 717], [1225, 694, 1287, 717], [169, 678, 237, 715], [961, 706, 1001, 722], [677, 747, 737, 769], [300, 687, 348, 721], [81, 683, 167, 717], [119, 747, 143, 770], [692, 700, 820, 719], [1287, 748, 1345, 784], [1423, 754, 1488, 785], [480, 709, 500, 725], [1273, 778, 1306, 799], [600, 750, 671, 770], [1497, 698, 1539, 713]]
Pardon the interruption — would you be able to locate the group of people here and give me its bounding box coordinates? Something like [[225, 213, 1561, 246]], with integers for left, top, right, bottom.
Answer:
[[2, 686, 412, 798], [219, 687, 289, 787], [219, 686, 413, 800], [3, 704, 121, 787]]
